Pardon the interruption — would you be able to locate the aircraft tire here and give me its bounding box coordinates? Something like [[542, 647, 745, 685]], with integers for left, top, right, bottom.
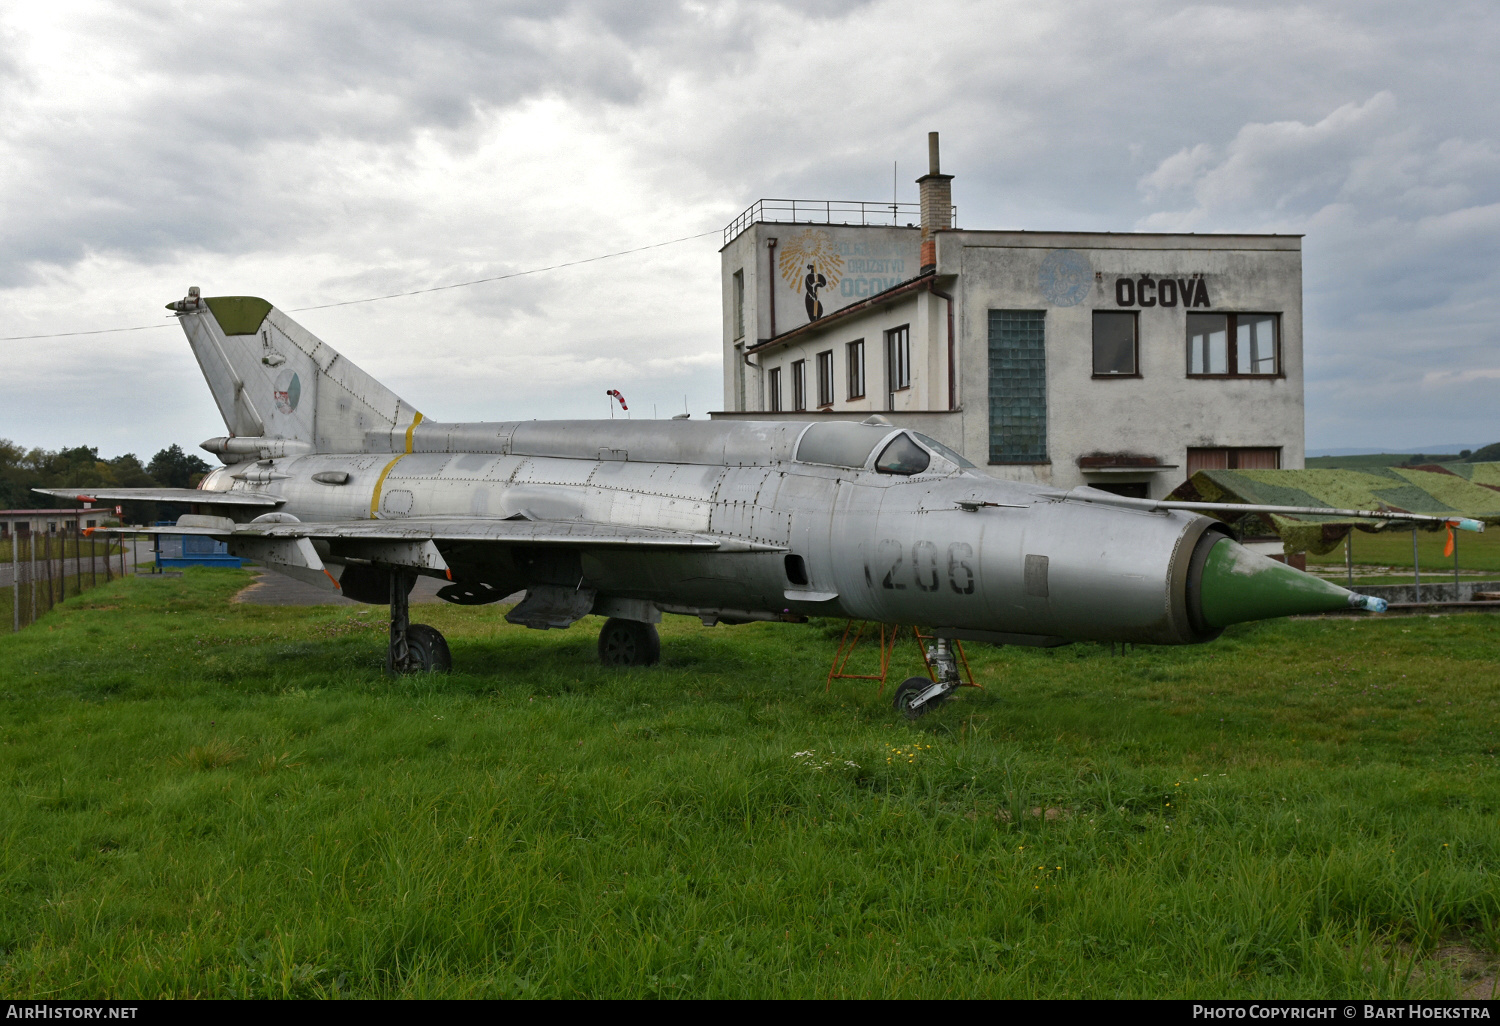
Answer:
[[598, 617, 661, 667], [386, 624, 453, 674], [892, 676, 933, 720]]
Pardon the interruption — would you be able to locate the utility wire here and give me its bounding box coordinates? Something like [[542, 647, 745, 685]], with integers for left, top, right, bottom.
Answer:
[[289, 229, 718, 312], [0, 229, 719, 341]]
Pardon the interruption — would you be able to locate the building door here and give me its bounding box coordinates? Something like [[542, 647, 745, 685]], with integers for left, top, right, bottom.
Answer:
[[1186, 447, 1281, 475]]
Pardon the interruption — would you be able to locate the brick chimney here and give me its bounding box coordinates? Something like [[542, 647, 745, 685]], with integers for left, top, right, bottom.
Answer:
[[916, 131, 953, 273]]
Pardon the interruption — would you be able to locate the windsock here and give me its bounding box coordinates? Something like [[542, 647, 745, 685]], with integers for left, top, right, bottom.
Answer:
[[606, 389, 628, 412]]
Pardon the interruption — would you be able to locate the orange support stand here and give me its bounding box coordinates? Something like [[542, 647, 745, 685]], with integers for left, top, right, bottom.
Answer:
[[825, 620, 979, 693]]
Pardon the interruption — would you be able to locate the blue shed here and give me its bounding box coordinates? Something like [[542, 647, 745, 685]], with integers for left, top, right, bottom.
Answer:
[[153, 524, 243, 569]]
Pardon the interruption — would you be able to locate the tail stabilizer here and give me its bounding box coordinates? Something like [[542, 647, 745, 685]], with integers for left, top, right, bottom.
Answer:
[[168, 290, 422, 458]]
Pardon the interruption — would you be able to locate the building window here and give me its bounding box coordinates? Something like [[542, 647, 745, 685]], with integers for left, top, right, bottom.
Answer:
[[1092, 311, 1137, 376], [886, 325, 911, 395], [791, 359, 807, 411], [988, 310, 1048, 463], [1187, 447, 1282, 475], [1188, 313, 1280, 377], [847, 340, 865, 399], [732, 269, 745, 341], [768, 367, 782, 412], [816, 350, 834, 407]]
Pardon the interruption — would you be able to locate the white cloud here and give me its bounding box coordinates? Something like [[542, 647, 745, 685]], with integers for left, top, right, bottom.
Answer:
[[1, 0, 1499, 456]]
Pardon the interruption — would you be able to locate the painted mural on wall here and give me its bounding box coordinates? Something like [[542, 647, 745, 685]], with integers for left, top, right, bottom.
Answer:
[[777, 230, 844, 320], [773, 227, 920, 330], [1038, 249, 1092, 307]]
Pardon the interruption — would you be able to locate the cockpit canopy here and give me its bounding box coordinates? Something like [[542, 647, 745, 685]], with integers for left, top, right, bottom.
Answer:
[[794, 423, 973, 475]]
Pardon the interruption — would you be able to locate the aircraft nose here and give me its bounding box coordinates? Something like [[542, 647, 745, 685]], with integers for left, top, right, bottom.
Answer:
[[1196, 537, 1385, 627]]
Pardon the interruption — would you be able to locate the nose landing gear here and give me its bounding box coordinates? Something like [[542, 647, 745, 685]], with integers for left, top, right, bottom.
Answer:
[[387, 571, 452, 674], [892, 637, 964, 720]]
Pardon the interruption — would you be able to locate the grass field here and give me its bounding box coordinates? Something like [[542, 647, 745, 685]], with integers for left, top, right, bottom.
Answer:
[[1305, 527, 1500, 580], [2, 569, 1498, 998]]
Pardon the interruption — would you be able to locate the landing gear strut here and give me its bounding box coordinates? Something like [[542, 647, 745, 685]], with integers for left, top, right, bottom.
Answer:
[[892, 637, 962, 720], [597, 617, 660, 666], [387, 571, 452, 674]]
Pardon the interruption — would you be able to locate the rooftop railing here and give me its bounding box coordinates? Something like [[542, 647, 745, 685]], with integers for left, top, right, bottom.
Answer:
[[723, 199, 956, 246]]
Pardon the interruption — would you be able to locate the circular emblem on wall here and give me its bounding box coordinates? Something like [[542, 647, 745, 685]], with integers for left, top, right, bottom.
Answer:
[[1038, 249, 1093, 307], [273, 370, 300, 415]]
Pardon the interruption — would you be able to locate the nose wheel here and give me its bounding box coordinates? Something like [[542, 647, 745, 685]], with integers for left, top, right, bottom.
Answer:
[[387, 571, 452, 674], [891, 637, 966, 719], [893, 676, 956, 720]]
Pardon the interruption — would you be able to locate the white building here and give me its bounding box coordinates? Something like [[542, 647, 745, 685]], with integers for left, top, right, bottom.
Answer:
[[713, 135, 1304, 499]]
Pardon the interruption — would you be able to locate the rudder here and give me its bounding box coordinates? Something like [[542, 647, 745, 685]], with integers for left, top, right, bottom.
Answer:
[[168, 289, 422, 458]]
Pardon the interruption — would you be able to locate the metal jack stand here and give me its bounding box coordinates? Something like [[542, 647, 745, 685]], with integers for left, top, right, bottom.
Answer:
[[826, 620, 903, 693]]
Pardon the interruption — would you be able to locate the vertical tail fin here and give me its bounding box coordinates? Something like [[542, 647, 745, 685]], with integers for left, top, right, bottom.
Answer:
[[168, 291, 422, 456]]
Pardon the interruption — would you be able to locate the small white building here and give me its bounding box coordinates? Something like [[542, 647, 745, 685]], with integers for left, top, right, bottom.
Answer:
[[0, 508, 110, 538], [713, 135, 1304, 499]]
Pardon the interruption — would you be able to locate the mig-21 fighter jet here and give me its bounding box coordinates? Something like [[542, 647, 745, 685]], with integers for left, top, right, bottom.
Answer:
[[40, 291, 1482, 718]]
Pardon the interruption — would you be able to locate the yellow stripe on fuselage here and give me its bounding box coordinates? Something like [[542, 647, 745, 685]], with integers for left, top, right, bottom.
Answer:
[[370, 412, 423, 519], [369, 455, 404, 519]]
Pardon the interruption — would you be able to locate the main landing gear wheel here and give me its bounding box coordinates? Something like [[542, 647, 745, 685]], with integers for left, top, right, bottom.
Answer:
[[387, 624, 452, 674], [598, 617, 661, 667], [386, 570, 452, 674], [892, 676, 936, 720]]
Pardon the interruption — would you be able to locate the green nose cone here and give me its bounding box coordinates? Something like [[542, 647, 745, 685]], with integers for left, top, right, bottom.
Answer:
[[1198, 538, 1359, 627]]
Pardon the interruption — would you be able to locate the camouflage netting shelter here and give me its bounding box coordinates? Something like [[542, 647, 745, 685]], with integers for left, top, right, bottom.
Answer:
[[1166, 464, 1500, 556]]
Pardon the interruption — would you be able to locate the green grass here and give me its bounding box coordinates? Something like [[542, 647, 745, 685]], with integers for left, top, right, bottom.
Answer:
[[1305, 573, 1496, 589], [2, 569, 1498, 998]]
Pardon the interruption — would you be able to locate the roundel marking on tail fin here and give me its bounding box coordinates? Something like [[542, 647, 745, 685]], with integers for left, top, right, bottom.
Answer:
[[273, 369, 301, 414]]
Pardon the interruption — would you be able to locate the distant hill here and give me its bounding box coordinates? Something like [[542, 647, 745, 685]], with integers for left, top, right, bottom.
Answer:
[[1304, 444, 1499, 470], [1305, 453, 1429, 469], [1307, 444, 1487, 458]]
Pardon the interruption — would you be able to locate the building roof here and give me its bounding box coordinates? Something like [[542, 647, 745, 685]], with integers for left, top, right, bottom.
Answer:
[[747, 270, 937, 355]]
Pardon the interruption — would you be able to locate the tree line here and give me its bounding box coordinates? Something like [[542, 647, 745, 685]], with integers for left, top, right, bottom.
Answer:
[[0, 440, 211, 522]]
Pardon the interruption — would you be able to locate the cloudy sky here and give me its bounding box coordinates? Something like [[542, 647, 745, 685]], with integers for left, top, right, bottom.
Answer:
[[1, 0, 1497, 459]]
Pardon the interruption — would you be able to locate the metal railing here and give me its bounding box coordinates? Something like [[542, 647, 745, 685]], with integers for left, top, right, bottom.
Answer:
[[723, 199, 957, 245]]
